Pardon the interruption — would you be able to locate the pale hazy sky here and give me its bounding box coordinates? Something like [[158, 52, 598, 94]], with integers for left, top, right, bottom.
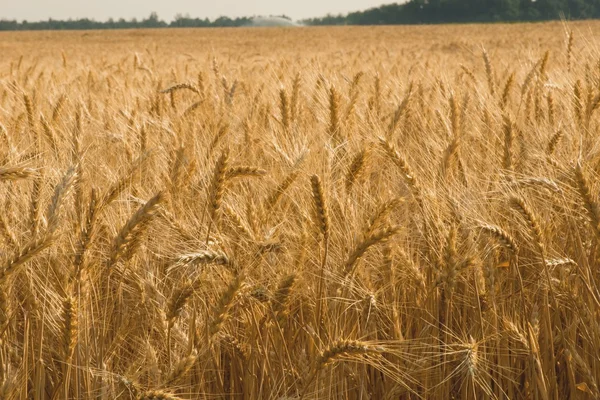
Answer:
[[2, 0, 390, 22]]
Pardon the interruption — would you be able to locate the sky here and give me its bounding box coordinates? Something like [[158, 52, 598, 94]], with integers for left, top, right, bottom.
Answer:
[[2, 0, 390, 22]]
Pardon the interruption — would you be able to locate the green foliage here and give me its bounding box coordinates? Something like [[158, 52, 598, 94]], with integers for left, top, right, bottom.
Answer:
[[0, 12, 252, 31], [303, 0, 600, 25], [3, 0, 600, 31]]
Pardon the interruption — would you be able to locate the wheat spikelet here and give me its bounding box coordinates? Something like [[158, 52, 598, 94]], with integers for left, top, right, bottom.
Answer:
[[173, 251, 229, 268], [0, 215, 17, 247], [574, 162, 600, 238], [208, 123, 230, 155], [290, 72, 301, 122], [441, 137, 460, 179], [225, 79, 238, 105], [225, 166, 267, 180], [479, 223, 519, 261], [500, 72, 515, 109], [460, 65, 477, 82], [482, 48, 496, 96], [182, 99, 204, 117], [327, 86, 341, 141], [345, 225, 400, 278], [546, 129, 563, 155], [449, 94, 460, 137], [539, 50, 550, 77], [503, 318, 530, 348], [51, 93, 67, 122], [395, 248, 426, 292], [457, 337, 480, 380], [166, 280, 196, 327], [164, 351, 197, 386], [502, 114, 514, 171], [279, 88, 290, 131], [366, 198, 402, 235], [160, 83, 199, 95], [345, 148, 368, 193], [585, 92, 600, 126], [222, 205, 255, 239], [209, 275, 243, 337], [388, 90, 412, 135], [73, 188, 99, 277], [23, 93, 35, 133], [221, 333, 250, 360], [102, 152, 150, 209], [317, 340, 379, 369], [0, 165, 37, 181], [137, 390, 182, 400], [510, 196, 544, 256], [310, 175, 330, 241], [545, 258, 577, 268], [345, 72, 363, 120], [72, 107, 83, 160], [168, 145, 186, 191], [0, 235, 53, 284], [372, 75, 382, 116], [62, 295, 78, 360], [521, 61, 540, 100], [270, 273, 296, 322], [0, 289, 7, 333], [28, 173, 43, 238], [534, 91, 546, 123], [573, 80, 583, 127], [46, 166, 77, 234], [106, 192, 163, 269], [0, 123, 9, 149], [266, 170, 299, 210], [566, 30, 574, 72], [378, 137, 421, 200], [546, 92, 555, 126], [40, 114, 59, 155], [435, 225, 461, 293], [207, 149, 229, 224]]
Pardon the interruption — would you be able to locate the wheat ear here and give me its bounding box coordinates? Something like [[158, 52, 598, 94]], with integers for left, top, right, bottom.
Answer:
[[164, 351, 197, 386], [574, 162, 600, 238], [479, 224, 519, 255], [0, 235, 53, 284], [317, 340, 380, 369], [225, 166, 267, 180], [344, 225, 400, 278], [106, 192, 163, 269], [209, 275, 243, 337], [137, 390, 182, 400], [271, 273, 297, 323], [345, 149, 368, 193], [206, 149, 229, 242], [0, 165, 37, 181]]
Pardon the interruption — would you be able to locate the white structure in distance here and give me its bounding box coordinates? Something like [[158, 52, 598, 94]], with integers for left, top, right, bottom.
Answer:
[[246, 16, 302, 27]]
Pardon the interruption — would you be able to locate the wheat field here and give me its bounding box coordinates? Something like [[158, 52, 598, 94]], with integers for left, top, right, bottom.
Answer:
[[1, 21, 600, 399]]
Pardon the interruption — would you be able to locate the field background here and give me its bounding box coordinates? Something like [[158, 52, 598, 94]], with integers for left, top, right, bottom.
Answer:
[[1, 21, 600, 399]]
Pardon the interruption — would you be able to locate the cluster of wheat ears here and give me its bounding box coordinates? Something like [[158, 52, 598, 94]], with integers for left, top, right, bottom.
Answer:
[[0, 23, 600, 399]]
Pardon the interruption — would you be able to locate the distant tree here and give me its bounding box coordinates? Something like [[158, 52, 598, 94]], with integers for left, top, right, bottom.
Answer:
[[140, 12, 166, 28], [3, 0, 600, 31]]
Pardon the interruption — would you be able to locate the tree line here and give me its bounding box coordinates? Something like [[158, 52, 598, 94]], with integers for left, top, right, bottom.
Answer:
[[1, 0, 599, 31], [303, 0, 600, 25], [0, 12, 256, 31]]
